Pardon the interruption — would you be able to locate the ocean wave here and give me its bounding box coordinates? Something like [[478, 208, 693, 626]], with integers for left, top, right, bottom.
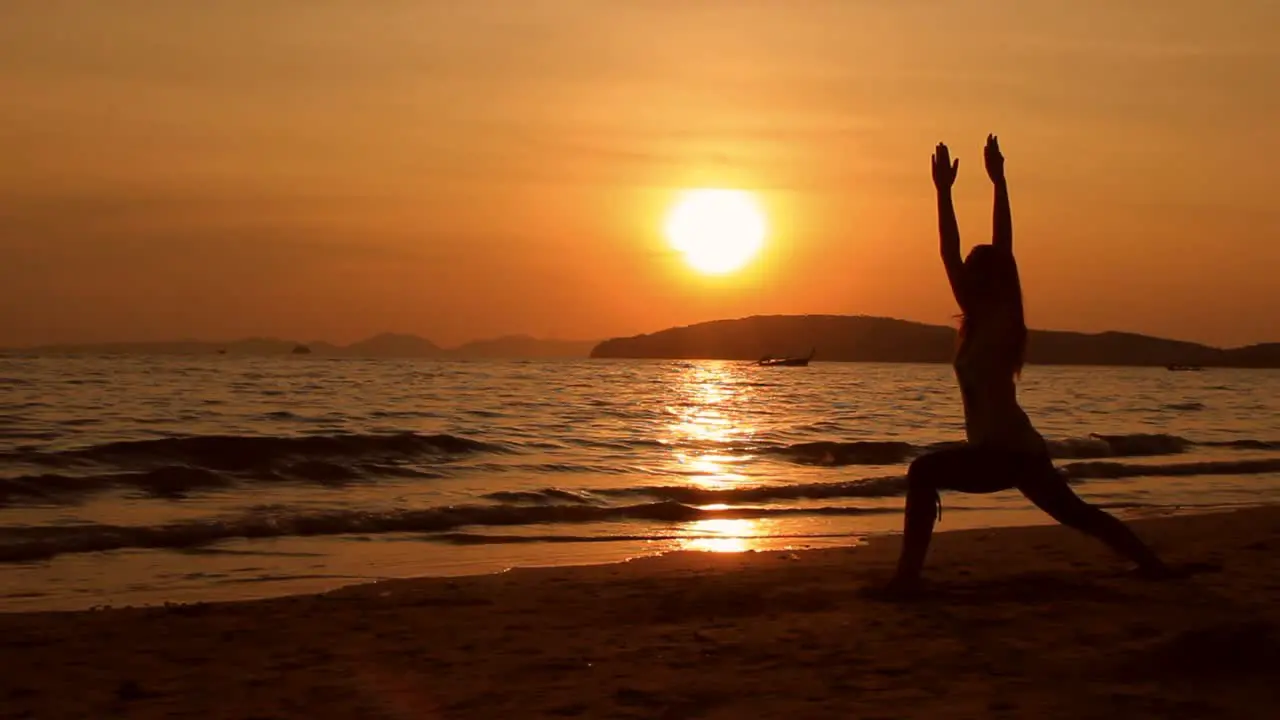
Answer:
[[485, 476, 911, 506], [1, 466, 234, 503], [1200, 439, 1280, 451], [3, 438, 1277, 509], [0, 460, 448, 505], [0, 431, 502, 471], [6, 431, 1274, 476], [0, 502, 896, 563], [754, 433, 1278, 466], [2, 454, 1277, 560], [1048, 434, 1191, 459], [491, 456, 1280, 508], [483, 488, 599, 505], [1060, 457, 1280, 481]]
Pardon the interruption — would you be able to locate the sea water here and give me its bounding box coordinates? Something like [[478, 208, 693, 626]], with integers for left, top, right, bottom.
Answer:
[[1, 355, 1277, 610]]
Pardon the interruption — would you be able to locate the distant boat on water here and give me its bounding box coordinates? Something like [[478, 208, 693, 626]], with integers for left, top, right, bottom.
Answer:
[[291, 344, 312, 355], [757, 348, 815, 367], [1166, 364, 1203, 372]]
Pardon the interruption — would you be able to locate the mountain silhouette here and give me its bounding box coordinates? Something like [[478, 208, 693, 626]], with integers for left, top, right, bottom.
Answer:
[[450, 335, 597, 359], [8, 333, 594, 360], [589, 315, 1279, 368], [8, 316, 1276, 367], [342, 333, 443, 358]]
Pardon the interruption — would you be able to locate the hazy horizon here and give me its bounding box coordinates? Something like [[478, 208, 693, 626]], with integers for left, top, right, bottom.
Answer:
[[5, 311, 1275, 352], [4, 1, 1278, 348]]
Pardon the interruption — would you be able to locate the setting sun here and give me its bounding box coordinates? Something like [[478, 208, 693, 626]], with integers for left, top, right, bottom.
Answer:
[[664, 189, 767, 275]]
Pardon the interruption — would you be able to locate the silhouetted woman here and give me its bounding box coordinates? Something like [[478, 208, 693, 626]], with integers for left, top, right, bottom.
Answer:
[[881, 136, 1170, 595]]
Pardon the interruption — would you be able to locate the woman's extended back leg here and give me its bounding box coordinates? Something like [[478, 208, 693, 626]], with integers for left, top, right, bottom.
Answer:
[[1018, 469, 1168, 573]]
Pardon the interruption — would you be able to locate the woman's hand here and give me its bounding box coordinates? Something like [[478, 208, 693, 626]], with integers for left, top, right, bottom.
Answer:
[[931, 143, 959, 191], [984, 134, 1005, 184], [986, 134, 1012, 249]]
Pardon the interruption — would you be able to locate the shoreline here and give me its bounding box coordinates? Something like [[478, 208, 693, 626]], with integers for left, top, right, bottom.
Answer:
[[0, 501, 1265, 615], [3, 505, 1277, 717]]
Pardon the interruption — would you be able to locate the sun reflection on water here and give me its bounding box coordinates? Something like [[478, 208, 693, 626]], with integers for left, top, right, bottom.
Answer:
[[665, 362, 756, 488], [661, 363, 776, 552], [681, 516, 762, 553]]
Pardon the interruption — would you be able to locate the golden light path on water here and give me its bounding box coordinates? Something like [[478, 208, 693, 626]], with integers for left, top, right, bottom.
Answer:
[[682, 515, 759, 553], [663, 362, 771, 553]]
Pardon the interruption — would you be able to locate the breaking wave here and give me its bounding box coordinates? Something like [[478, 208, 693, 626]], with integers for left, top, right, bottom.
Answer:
[[485, 475, 913, 506], [0, 502, 896, 563], [2, 432, 501, 470], [490, 456, 1280, 508], [1060, 458, 1280, 481], [0, 462, 447, 504], [7, 448, 1277, 563], [1, 453, 1277, 561], [1, 431, 1277, 507], [0, 432, 495, 504], [756, 433, 1280, 467]]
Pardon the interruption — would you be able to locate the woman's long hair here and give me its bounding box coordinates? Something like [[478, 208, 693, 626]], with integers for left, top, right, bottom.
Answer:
[[957, 244, 1028, 378]]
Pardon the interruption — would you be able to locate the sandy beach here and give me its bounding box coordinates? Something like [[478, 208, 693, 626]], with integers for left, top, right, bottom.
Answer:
[[2, 506, 1277, 720]]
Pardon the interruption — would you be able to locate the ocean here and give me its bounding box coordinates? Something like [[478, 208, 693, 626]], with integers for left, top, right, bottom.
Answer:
[[1, 355, 1277, 611]]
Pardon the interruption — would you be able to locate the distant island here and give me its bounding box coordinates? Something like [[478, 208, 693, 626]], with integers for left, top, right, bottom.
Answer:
[[7, 334, 597, 360], [590, 315, 1280, 369], [7, 315, 1277, 368]]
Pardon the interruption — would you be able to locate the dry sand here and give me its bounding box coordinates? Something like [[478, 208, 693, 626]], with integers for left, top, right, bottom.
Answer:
[[2, 506, 1278, 719]]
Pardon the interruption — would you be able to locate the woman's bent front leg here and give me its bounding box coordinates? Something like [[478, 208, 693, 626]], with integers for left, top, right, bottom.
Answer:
[[888, 466, 943, 589], [885, 447, 1020, 592]]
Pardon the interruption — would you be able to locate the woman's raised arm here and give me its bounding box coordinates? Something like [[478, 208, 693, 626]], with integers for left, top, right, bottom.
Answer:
[[985, 134, 1012, 252], [932, 143, 966, 309]]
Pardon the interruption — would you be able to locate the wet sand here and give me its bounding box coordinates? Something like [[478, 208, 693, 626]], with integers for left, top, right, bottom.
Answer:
[[2, 506, 1277, 719]]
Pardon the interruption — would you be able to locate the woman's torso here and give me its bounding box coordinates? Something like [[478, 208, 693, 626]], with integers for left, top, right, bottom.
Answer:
[[953, 314, 1044, 452]]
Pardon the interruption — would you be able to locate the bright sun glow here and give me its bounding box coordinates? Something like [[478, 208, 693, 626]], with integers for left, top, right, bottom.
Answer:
[[664, 189, 767, 275]]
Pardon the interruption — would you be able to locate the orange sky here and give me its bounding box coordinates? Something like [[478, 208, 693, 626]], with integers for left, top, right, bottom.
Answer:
[[3, 1, 1278, 348]]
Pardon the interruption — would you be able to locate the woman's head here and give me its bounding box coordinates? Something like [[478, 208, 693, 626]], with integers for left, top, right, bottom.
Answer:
[[959, 243, 1027, 375], [963, 244, 1023, 313]]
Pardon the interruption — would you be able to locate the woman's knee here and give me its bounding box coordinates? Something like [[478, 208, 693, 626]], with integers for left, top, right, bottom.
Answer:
[[907, 459, 938, 496], [907, 454, 942, 486], [905, 456, 943, 520]]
